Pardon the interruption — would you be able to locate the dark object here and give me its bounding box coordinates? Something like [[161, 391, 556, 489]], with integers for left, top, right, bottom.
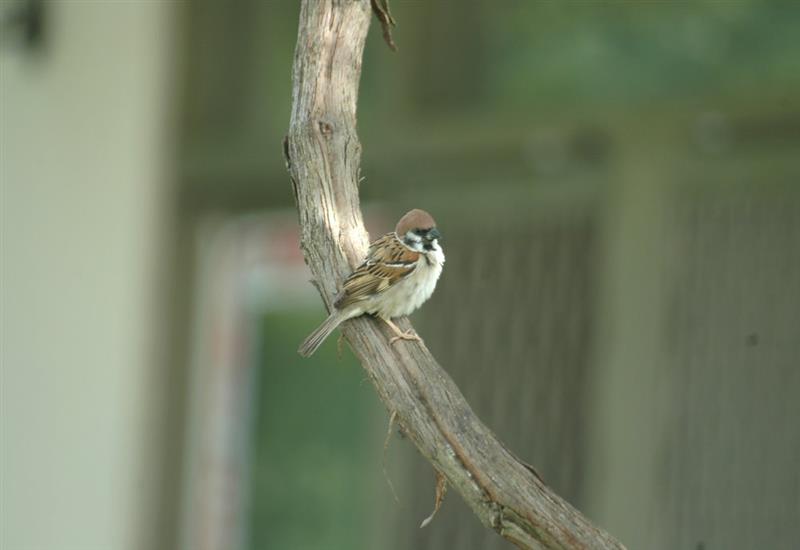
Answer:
[[1, 0, 46, 52]]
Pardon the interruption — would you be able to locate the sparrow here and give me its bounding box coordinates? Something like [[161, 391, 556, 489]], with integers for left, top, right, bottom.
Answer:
[[298, 209, 445, 357]]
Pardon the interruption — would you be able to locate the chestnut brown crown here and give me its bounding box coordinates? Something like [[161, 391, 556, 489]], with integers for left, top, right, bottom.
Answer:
[[395, 209, 437, 236]]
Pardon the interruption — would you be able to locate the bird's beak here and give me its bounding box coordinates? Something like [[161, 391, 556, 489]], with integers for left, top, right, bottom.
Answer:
[[426, 228, 441, 241]]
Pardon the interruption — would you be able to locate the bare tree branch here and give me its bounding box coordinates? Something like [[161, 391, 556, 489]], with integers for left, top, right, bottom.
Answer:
[[284, 2, 626, 548]]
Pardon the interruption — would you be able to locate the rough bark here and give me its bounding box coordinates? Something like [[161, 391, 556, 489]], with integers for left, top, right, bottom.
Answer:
[[284, 2, 626, 549]]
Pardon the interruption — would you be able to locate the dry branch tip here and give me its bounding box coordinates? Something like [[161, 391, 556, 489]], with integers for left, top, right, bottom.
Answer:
[[371, 0, 397, 51], [382, 410, 400, 503], [420, 470, 448, 528], [337, 332, 346, 361]]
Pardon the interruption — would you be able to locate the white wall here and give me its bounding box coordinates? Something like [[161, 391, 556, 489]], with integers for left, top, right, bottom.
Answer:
[[2, 2, 176, 549]]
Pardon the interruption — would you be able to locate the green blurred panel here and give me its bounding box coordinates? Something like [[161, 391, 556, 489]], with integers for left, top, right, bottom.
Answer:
[[249, 312, 374, 550]]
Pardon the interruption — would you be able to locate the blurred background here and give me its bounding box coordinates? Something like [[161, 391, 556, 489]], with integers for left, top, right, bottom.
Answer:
[[3, 1, 800, 549]]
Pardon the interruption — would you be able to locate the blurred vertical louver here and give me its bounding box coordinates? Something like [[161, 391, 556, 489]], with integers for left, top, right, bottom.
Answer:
[[384, 206, 598, 550]]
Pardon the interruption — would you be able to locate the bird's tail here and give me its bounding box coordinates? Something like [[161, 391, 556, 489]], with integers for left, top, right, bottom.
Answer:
[[298, 310, 349, 357]]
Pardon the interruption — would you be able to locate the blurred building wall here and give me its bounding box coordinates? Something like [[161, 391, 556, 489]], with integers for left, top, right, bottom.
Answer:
[[2, 2, 177, 549], [587, 149, 800, 550]]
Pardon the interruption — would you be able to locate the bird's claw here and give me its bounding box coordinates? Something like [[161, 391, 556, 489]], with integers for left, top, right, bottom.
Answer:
[[389, 330, 423, 345]]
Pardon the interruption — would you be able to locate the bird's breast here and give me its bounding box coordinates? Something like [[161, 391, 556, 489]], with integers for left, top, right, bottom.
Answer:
[[370, 247, 444, 318]]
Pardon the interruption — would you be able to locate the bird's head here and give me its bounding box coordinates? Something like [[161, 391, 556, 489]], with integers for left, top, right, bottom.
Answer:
[[395, 209, 441, 252]]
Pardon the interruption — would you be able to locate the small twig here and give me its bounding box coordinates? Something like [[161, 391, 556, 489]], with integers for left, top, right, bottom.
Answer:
[[420, 470, 448, 528], [382, 410, 400, 503], [370, 0, 397, 51], [337, 332, 346, 360]]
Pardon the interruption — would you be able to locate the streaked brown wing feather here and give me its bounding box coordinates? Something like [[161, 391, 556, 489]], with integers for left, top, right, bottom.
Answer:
[[334, 233, 419, 309]]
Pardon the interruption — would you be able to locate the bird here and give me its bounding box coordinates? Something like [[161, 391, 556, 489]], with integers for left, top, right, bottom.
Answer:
[[298, 209, 445, 357]]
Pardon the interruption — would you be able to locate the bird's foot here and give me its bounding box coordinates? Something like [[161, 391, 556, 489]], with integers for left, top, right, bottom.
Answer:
[[381, 317, 424, 346], [389, 329, 423, 345]]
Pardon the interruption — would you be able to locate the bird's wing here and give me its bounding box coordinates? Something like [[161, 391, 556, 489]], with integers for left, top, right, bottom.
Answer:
[[334, 233, 419, 309]]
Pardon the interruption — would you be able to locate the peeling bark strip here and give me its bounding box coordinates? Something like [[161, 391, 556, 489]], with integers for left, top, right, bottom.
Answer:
[[285, 2, 626, 549], [420, 470, 448, 529], [371, 0, 397, 51]]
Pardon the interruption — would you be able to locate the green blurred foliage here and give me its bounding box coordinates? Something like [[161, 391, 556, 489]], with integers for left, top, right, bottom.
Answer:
[[180, 1, 800, 208], [483, 2, 800, 108]]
